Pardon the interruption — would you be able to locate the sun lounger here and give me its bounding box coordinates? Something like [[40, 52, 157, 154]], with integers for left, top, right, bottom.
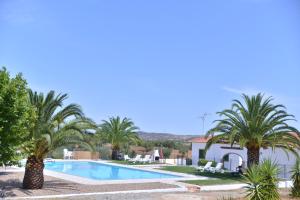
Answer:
[[44, 158, 54, 162], [141, 155, 152, 163], [129, 154, 142, 163], [124, 155, 131, 161], [209, 163, 224, 173], [196, 161, 212, 172]]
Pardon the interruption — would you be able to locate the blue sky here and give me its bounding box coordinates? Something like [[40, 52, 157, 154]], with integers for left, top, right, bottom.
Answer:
[[1, 0, 300, 134]]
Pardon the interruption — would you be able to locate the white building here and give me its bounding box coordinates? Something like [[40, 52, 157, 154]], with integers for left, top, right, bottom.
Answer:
[[191, 137, 300, 178]]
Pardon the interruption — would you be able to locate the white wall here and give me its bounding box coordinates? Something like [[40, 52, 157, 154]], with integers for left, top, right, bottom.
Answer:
[[192, 143, 247, 166], [192, 142, 299, 171]]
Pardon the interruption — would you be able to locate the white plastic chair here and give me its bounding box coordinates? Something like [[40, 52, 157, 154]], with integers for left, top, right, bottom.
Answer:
[[67, 151, 73, 159], [197, 161, 212, 172], [209, 163, 224, 173], [124, 155, 131, 161], [129, 154, 142, 163], [141, 155, 152, 163], [63, 149, 69, 159]]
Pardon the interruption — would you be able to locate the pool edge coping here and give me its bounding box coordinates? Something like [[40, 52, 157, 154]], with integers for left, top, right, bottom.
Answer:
[[43, 160, 206, 185]]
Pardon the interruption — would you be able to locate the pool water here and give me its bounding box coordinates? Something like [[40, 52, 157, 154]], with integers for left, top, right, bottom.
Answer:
[[45, 161, 180, 180]]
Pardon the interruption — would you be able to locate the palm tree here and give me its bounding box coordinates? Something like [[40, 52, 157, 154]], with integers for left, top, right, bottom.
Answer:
[[99, 116, 140, 160], [22, 90, 96, 189], [205, 93, 300, 167]]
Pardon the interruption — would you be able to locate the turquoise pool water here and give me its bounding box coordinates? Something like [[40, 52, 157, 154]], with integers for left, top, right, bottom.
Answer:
[[45, 161, 180, 180]]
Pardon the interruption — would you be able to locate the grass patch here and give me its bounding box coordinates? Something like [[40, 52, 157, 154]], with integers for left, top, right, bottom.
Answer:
[[159, 166, 196, 174], [160, 166, 244, 186]]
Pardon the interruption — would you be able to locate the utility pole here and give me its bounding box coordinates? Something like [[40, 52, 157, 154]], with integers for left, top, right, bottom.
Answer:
[[199, 113, 210, 134]]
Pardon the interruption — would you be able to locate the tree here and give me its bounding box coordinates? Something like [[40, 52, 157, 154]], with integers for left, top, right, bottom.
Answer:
[[205, 93, 300, 167], [22, 90, 95, 189], [0, 67, 35, 166], [99, 116, 140, 160], [290, 158, 300, 197]]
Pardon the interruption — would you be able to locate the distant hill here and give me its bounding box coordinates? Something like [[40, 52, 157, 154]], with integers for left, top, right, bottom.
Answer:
[[138, 131, 199, 141]]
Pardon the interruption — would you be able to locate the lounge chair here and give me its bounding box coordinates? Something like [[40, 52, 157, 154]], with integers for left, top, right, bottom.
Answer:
[[141, 155, 152, 163], [44, 158, 54, 162], [197, 161, 212, 172], [209, 163, 224, 173], [63, 149, 73, 159], [129, 155, 142, 163], [124, 155, 131, 161]]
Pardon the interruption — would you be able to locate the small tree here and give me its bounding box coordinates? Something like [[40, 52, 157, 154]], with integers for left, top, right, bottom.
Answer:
[[162, 148, 171, 159], [0, 67, 35, 166], [290, 158, 300, 197], [244, 159, 280, 200]]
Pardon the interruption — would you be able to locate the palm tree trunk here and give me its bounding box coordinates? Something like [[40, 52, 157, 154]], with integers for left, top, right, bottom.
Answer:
[[111, 149, 119, 160], [23, 156, 44, 189], [247, 147, 260, 167]]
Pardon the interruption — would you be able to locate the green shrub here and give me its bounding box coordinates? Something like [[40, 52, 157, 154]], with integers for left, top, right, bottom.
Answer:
[[162, 148, 171, 159], [51, 147, 64, 159], [243, 159, 280, 200], [290, 158, 300, 197], [198, 159, 217, 167], [129, 150, 136, 158], [98, 146, 111, 160], [198, 159, 208, 166]]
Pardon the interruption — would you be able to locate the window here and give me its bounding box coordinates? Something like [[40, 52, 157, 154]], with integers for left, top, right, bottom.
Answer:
[[199, 149, 205, 159]]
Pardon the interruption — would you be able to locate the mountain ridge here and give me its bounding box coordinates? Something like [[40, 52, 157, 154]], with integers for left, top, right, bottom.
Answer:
[[138, 131, 200, 141]]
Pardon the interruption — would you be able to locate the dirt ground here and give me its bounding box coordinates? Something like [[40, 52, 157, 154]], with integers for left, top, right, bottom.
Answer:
[[0, 172, 177, 198]]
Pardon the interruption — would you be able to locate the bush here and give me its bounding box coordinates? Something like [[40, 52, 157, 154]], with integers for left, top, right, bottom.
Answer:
[[51, 147, 64, 159], [129, 150, 136, 158], [98, 146, 111, 160], [162, 148, 171, 159], [290, 158, 300, 197], [198, 159, 208, 166], [198, 159, 217, 167], [243, 159, 280, 200]]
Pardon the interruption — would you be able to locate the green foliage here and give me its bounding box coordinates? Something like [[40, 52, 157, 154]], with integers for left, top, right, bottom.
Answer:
[[140, 140, 191, 152], [243, 159, 280, 200], [98, 146, 111, 160], [22, 90, 96, 160], [162, 148, 171, 158], [98, 116, 140, 159], [0, 67, 35, 166], [50, 147, 64, 159], [206, 93, 300, 167], [198, 159, 217, 167], [128, 150, 136, 158], [290, 158, 300, 197]]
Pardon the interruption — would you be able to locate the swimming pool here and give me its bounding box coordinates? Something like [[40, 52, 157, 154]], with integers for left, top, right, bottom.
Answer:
[[45, 161, 180, 180]]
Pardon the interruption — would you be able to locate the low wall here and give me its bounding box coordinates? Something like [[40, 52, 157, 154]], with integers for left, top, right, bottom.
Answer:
[[73, 151, 99, 160]]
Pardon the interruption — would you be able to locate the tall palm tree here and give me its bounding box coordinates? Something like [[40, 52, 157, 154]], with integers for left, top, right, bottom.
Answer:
[[22, 90, 96, 189], [205, 93, 300, 167], [99, 116, 140, 160]]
